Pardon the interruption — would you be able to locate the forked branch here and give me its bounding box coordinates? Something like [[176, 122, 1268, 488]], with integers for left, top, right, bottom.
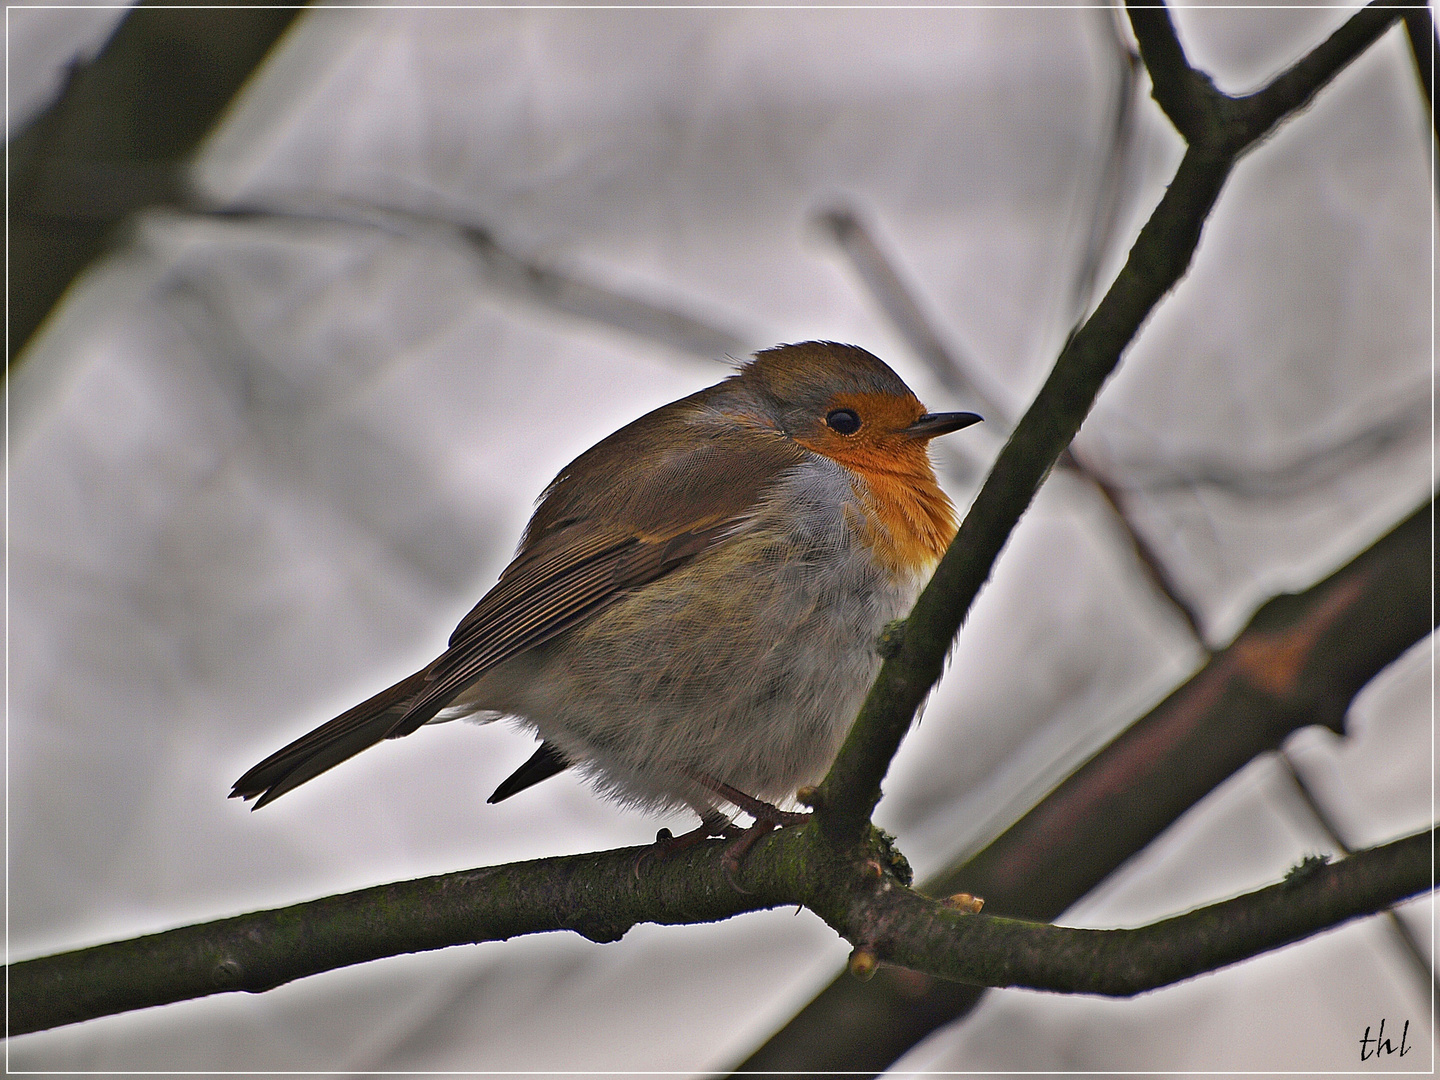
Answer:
[[812, 0, 1410, 846]]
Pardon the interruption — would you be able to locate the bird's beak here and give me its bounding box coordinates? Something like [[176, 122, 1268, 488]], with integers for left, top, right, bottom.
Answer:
[[905, 411, 983, 438]]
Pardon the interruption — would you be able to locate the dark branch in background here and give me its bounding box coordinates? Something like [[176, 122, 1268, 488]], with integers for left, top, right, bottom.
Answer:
[[9, 815, 1429, 1036], [736, 494, 1434, 1074], [928, 500, 1433, 908], [8, 0, 755, 370], [7, 0, 306, 363]]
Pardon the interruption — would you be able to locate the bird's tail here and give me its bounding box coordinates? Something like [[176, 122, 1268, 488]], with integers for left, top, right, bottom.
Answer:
[[230, 670, 436, 808]]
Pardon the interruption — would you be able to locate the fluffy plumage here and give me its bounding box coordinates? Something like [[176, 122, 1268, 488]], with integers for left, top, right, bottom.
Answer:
[[231, 341, 979, 820]]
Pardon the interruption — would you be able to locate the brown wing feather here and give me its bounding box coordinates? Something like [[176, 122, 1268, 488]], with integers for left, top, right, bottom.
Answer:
[[392, 523, 728, 732], [231, 406, 806, 807]]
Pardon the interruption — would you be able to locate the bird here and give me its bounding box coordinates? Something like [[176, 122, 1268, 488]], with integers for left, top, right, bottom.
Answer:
[[231, 341, 981, 844]]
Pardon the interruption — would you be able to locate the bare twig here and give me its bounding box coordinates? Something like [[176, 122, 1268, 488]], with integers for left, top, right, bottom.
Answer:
[[195, 199, 755, 363]]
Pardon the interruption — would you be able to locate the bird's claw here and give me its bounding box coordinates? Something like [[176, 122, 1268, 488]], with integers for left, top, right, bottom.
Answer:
[[632, 812, 736, 879]]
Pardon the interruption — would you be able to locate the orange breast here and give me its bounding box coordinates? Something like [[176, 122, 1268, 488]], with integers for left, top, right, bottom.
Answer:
[[845, 446, 957, 581], [790, 390, 958, 581]]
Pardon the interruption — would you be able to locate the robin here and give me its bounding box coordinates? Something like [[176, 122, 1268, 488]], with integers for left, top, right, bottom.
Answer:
[[231, 341, 981, 847]]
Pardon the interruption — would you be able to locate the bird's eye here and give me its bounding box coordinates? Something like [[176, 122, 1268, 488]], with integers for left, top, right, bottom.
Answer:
[[825, 408, 861, 435]]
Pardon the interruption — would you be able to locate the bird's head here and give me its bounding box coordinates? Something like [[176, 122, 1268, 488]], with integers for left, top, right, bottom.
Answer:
[[732, 341, 981, 476]]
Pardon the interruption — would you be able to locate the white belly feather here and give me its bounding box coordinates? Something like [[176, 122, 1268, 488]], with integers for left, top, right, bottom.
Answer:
[[469, 456, 927, 816]]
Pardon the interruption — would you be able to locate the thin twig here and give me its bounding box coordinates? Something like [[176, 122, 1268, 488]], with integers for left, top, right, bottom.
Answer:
[[192, 198, 755, 362]]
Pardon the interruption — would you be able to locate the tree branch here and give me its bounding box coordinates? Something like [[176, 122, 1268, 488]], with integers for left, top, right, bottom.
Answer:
[[814, 0, 1406, 848], [839, 830, 1433, 996], [8, 833, 802, 1036], [10, 817, 1430, 1036], [8, 1, 307, 364], [9, 0, 1421, 1055], [735, 494, 1434, 1074], [813, 146, 1225, 845]]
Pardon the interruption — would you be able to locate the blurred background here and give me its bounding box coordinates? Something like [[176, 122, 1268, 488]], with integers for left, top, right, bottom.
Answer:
[[6, 0, 1434, 1072]]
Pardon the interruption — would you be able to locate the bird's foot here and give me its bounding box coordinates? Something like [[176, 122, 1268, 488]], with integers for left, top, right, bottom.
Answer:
[[687, 771, 811, 828], [633, 810, 736, 879], [686, 770, 813, 891], [718, 819, 777, 889]]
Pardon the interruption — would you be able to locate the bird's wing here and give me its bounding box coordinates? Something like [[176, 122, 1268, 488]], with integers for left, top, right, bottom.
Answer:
[[232, 419, 805, 806], [397, 424, 806, 730]]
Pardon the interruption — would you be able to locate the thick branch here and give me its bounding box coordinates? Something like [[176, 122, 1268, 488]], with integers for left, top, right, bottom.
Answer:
[[7, 835, 799, 1037], [10, 820, 1430, 1036]]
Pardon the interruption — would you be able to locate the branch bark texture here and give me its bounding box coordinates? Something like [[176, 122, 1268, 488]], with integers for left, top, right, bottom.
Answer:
[[10, 824, 1431, 1037]]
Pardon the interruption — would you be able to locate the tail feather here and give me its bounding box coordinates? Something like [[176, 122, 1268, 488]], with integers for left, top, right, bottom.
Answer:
[[231, 670, 435, 808], [487, 741, 570, 804]]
